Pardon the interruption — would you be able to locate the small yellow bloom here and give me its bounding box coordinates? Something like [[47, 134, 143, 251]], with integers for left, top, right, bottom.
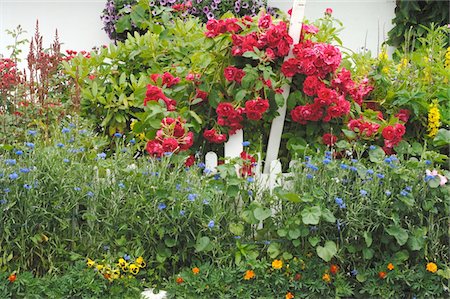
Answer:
[[86, 258, 95, 268], [381, 66, 389, 74], [322, 273, 331, 283], [192, 267, 200, 275], [243, 270, 255, 280], [96, 264, 104, 272], [387, 263, 394, 271], [129, 263, 139, 275], [426, 262, 438, 273], [121, 262, 129, 272], [136, 256, 146, 268], [272, 259, 283, 269], [118, 258, 126, 268], [130, 119, 137, 130], [286, 292, 294, 299], [138, 132, 146, 141]]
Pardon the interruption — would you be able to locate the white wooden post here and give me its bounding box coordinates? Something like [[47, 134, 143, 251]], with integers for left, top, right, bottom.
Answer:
[[205, 151, 218, 173], [224, 129, 243, 161], [264, 0, 306, 174]]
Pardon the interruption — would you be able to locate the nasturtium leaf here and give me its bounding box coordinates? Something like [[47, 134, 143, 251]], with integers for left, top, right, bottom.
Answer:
[[385, 225, 409, 246], [316, 241, 337, 262], [369, 147, 385, 163], [301, 206, 321, 225], [195, 236, 211, 252], [253, 207, 272, 222]]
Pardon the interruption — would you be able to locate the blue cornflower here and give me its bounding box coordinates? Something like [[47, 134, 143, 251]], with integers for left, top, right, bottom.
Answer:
[[242, 141, 250, 146], [322, 158, 331, 164], [335, 197, 344, 206], [79, 129, 87, 135], [86, 191, 94, 197], [130, 139, 136, 145], [369, 145, 376, 150], [214, 173, 221, 180], [248, 190, 253, 196], [306, 163, 318, 171], [57, 143, 64, 148], [350, 166, 358, 172], [97, 152, 107, 159], [424, 175, 434, 182], [234, 236, 241, 239], [247, 177, 255, 183], [367, 169, 374, 175], [384, 157, 392, 164], [188, 193, 197, 201], [0, 199, 7, 205], [158, 203, 166, 210], [351, 269, 358, 276], [202, 199, 209, 205], [263, 240, 271, 245], [203, 168, 212, 175], [74, 187, 81, 191], [114, 132, 123, 138], [385, 190, 392, 196], [208, 220, 215, 228], [425, 160, 431, 165], [351, 159, 358, 163], [9, 173, 19, 180], [377, 173, 385, 179], [68, 137, 75, 143], [180, 210, 185, 216], [15, 150, 23, 155], [400, 190, 408, 196], [69, 123, 76, 128], [118, 182, 125, 189], [325, 151, 332, 158], [360, 190, 367, 196], [405, 186, 412, 192], [340, 163, 349, 170], [305, 156, 311, 162], [78, 147, 85, 152], [3, 188, 10, 193], [24, 184, 32, 190], [197, 162, 206, 169], [63, 158, 70, 163], [123, 254, 131, 261], [306, 174, 313, 179], [27, 130, 37, 136], [5, 159, 16, 165], [62, 127, 70, 133], [25, 142, 34, 149], [20, 168, 30, 173], [176, 184, 181, 190]]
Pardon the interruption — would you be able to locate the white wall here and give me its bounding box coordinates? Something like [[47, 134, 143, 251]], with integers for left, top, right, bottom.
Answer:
[[0, 0, 395, 65]]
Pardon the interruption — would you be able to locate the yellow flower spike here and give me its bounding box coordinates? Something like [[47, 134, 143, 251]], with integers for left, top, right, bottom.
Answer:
[[129, 264, 139, 275], [272, 259, 283, 270], [136, 256, 146, 268], [427, 100, 441, 138], [381, 66, 389, 74], [86, 258, 95, 268]]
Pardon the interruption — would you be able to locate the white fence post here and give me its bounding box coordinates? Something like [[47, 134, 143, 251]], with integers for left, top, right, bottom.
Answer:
[[205, 151, 218, 173], [224, 129, 243, 160], [264, 0, 306, 174]]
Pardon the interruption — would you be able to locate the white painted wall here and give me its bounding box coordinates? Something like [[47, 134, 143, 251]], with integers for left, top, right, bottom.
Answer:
[[0, 0, 395, 65]]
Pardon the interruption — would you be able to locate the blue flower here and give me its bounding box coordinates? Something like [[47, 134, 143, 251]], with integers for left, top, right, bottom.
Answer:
[[203, 168, 212, 175], [176, 184, 181, 190], [425, 160, 431, 165], [360, 190, 367, 196], [86, 191, 94, 197], [158, 203, 166, 210], [20, 168, 30, 173], [24, 184, 32, 189], [405, 186, 412, 192], [0, 199, 7, 205], [68, 137, 75, 143], [306, 163, 318, 171], [351, 159, 358, 163], [306, 174, 313, 179], [9, 173, 19, 180], [367, 169, 374, 175], [305, 156, 311, 162], [130, 139, 136, 145], [248, 190, 253, 196], [15, 150, 23, 155], [179, 210, 185, 216], [69, 123, 76, 128], [400, 190, 408, 196], [114, 132, 123, 138], [27, 130, 37, 136], [247, 177, 255, 183], [197, 162, 206, 169], [118, 182, 125, 189], [74, 187, 81, 191], [322, 158, 331, 164], [208, 220, 215, 228], [5, 159, 16, 165], [124, 254, 131, 261], [369, 145, 376, 150], [63, 159, 70, 163], [350, 166, 358, 172], [202, 199, 209, 205], [385, 190, 392, 196], [340, 163, 349, 170], [377, 173, 385, 179], [384, 157, 392, 164], [97, 152, 107, 159], [214, 173, 221, 180], [25, 142, 34, 149], [79, 129, 87, 135], [351, 269, 358, 276], [263, 240, 271, 245], [62, 127, 70, 133], [335, 197, 344, 206], [57, 143, 64, 148], [3, 188, 10, 193], [242, 141, 250, 146], [188, 193, 197, 201], [103, 245, 110, 251]]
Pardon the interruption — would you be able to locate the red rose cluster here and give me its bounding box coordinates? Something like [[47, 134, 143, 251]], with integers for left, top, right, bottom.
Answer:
[[145, 117, 194, 157], [0, 58, 20, 90], [144, 72, 180, 111], [203, 128, 227, 144], [224, 66, 246, 84], [216, 102, 245, 135], [382, 123, 406, 149], [205, 18, 243, 38], [348, 117, 381, 138]]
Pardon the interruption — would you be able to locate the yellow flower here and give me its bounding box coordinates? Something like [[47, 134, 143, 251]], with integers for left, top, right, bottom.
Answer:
[[129, 263, 139, 275], [118, 258, 126, 268], [286, 292, 294, 299], [387, 263, 394, 271], [136, 256, 146, 268], [445, 47, 450, 68], [96, 264, 104, 272], [378, 50, 388, 61], [130, 119, 137, 130], [272, 259, 283, 270], [381, 66, 389, 74], [192, 267, 200, 275], [322, 273, 331, 283], [243, 270, 255, 280], [86, 258, 95, 268], [426, 262, 438, 273], [427, 100, 440, 138], [121, 262, 129, 272], [138, 132, 146, 141]]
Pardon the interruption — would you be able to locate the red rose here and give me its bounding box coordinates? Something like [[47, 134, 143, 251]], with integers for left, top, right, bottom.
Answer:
[[382, 125, 396, 140], [245, 98, 269, 114], [144, 84, 166, 106], [246, 111, 263, 120], [185, 155, 195, 167], [281, 58, 300, 77], [325, 8, 333, 15], [180, 131, 194, 150], [146, 140, 163, 157], [216, 102, 235, 117], [303, 76, 324, 96], [258, 13, 272, 29], [203, 129, 218, 142], [162, 72, 180, 87], [195, 89, 208, 102], [395, 109, 410, 123], [394, 123, 406, 137], [224, 66, 245, 83], [322, 133, 338, 146], [162, 138, 179, 153]]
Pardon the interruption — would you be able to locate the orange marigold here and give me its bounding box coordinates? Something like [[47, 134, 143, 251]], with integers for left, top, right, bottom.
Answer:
[[192, 267, 200, 275], [272, 259, 283, 269], [426, 262, 438, 273], [286, 292, 294, 299], [378, 271, 387, 279], [330, 264, 339, 275], [8, 273, 16, 283], [322, 273, 331, 283], [176, 277, 184, 284], [387, 263, 394, 271], [244, 270, 255, 280]]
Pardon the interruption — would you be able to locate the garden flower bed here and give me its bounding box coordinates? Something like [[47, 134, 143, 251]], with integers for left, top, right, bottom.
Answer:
[[1, 0, 449, 298]]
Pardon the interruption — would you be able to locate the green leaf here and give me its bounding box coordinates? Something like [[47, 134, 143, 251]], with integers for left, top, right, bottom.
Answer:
[[363, 231, 373, 247], [385, 225, 409, 246], [253, 207, 272, 222], [267, 242, 281, 259], [164, 238, 177, 248], [301, 206, 321, 225], [275, 93, 285, 108], [369, 147, 386, 163], [362, 247, 374, 260], [316, 241, 337, 262], [195, 236, 211, 252], [288, 228, 301, 240], [308, 236, 320, 247], [433, 129, 450, 147], [229, 223, 244, 236], [235, 89, 247, 102], [320, 208, 336, 223]]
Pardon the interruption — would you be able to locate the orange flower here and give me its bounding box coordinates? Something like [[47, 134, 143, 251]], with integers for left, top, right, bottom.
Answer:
[[322, 273, 331, 283], [286, 292, 294, 299], [176, 277, 184, 284], [192, 267, 200, 275], [387, 263, 394, 271], [294, 273, 302, 281], [244, 270, 255, 280], [426, 262, 438, 273], [330, 264, 339, 275], [8, 273, 16, 283], [378, 271, 387, 279], [272, 259, 283, 269]]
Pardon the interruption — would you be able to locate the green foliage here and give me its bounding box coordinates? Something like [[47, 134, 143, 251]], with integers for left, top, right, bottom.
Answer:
[[387, 0, 449, 50]]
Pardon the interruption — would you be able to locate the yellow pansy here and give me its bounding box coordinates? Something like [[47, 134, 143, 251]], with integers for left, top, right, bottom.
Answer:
[[86, 258, 95, 268], [118, 258, 127, 267], [136, 256, 146, 268], [129, 263, 139, 275]]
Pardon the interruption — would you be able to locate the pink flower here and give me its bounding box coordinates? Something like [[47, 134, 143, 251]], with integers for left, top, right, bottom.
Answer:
[[325, 8, 333, 16], [426, 169, 448, 186]]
